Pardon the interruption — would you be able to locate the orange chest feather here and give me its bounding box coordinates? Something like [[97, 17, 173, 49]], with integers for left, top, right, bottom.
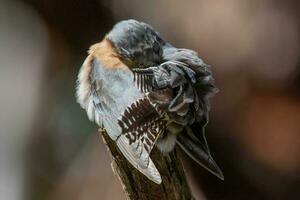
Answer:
[[89, 38, 128, 70]]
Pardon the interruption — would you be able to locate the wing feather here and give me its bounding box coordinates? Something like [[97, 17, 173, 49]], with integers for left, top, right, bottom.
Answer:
[[132, 68, 155, 93], [76, 54, 164, 184], [118, 98, 166, 167]]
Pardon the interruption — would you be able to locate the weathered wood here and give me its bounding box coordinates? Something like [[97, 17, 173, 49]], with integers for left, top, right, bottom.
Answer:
[[99, 129, 194, 200]]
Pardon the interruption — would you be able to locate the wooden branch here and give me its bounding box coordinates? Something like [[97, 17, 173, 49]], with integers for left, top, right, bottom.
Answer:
[[99, 129, 194, 200]]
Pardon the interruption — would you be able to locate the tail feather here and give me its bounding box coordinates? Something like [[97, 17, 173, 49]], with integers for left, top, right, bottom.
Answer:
[[176, 126, 224, 180]]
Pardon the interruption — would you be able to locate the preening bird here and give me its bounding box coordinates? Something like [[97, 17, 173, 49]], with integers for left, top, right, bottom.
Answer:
[[76, 19, 223, 184]]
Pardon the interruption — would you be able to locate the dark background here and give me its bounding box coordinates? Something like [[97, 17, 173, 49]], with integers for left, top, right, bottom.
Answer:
[[0, 0, 299, 199]]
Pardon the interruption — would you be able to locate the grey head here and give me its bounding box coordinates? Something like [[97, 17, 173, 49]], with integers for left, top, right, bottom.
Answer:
[[107, 19, 166, 68]]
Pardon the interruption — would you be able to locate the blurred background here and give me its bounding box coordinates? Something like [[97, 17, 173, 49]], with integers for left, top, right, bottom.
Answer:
[[0, 0, 300, 199]]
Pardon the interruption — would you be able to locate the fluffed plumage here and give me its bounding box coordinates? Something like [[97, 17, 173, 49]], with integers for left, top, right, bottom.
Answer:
[[76, 19, 223, 184]]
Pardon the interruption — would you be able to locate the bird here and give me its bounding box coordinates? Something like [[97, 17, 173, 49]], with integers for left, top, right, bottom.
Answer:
[[76, 19, 223, 184]]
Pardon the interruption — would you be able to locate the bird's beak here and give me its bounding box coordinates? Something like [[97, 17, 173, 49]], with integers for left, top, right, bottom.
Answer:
[[176, 127, 224, 180]]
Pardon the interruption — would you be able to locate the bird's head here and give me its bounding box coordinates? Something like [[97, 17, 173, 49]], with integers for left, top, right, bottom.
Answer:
[[107, 19, 165, 68]]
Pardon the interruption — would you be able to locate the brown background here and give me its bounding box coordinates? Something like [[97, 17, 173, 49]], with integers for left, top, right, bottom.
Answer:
[[0, 0, 299, 199]]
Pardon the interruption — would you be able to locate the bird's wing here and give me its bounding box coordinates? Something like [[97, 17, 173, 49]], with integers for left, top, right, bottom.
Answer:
[[76, 54, 164, 184], [132, 61, 198, 123], [131, 58, 223, 180], [132, 67, 155, 93], [118, 98, 165, 163], [116, 97, 166, 184]]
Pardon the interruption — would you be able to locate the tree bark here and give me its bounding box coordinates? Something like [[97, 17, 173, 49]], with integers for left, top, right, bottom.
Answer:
[[99, 129, 194, 200]]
